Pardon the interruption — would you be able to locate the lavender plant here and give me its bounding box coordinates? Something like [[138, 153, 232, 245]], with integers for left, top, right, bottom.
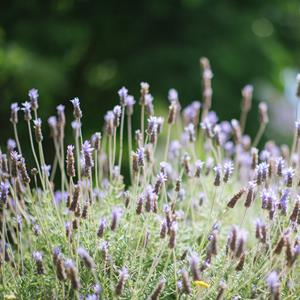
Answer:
[[0, 59, 300, 299]]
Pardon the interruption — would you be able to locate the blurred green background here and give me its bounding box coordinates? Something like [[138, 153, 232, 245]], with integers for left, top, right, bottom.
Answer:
[[0, 0, 300, 159]]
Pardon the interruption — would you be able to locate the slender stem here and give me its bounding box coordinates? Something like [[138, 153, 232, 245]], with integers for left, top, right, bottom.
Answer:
[[141, 104, 145, 145], [1, 209, 6, 286], [164, 124, 172, 162], [290, 131, 297, 166], [95, 150, 99, 192], [38, 143, 46, 188], [75, 130, 81, 181], [240, 109, 248, 135], [50, 154, 58, 182], [139, 242, 165, 295], [27, 121, 44, 190], [13, 123, 22, 155], [112, 128, 117, 169], [118, 106, 125, 169], [108, 135, 113, 180], [60, 135, 65, 195], [127, 115, 133, 183], [173, 249, 179, 300], [252, 123, 266, 148], [240, 207, 248, 226]]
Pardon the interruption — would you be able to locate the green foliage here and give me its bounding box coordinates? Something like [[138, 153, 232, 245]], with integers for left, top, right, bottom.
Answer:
[[0, 0, 300, 149]]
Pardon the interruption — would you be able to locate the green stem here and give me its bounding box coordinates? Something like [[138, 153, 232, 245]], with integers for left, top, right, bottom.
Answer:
[[27, 121, 44, 190], [13, 123, 22, 155], [164, 124, 172, 162], [118, 106, 125, 169], [141, 104, 145, 145], [127, 115, 133, 183], [252, 123, 266, 148]]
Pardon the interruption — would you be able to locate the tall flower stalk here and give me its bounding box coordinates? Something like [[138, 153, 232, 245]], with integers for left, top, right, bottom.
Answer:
[[1, 67, 300, 300]]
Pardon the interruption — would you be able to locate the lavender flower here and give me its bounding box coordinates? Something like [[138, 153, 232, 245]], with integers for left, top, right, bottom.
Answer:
[[189, 251, 200, 281], [168, 101, 177, 124], [54, 252, 66, 282], [241, 84, 253, 112], [147, 116, 158, 135], [0, 181, 10, 204], [41, 164, 51, 177], [169, 140, 181, 159], [48, 116, 58, 139], [273, 235, 285, 255], [256, 162, 269, 185], [82, 140, 94, 168], [140, 81, 150, 105], [10, 151, 20, 177], [259, 102, 269, 124], [77, 247, 95, 269], [28, 88, 39, 109], [276, 157, 285, 177], [115, 267, 129, 296], [279, 189, 289, 215], [70, 97, 82, 119], [110, 207, 122, 231], [160, 220, 167, 239], [137, 147, 145, 167], [33, 224, 41, 236], [154, 172, 167, 194], [97, 219, 107, 238], [194, 160, 204, 178], [231, 119, 241, 143], [145, 93, 154, 115], [105, 111, 114, 135], [181, 270, 191, 295], [284, 168, 294, 187], [32, 251, 44, 274], [289, 197, 300, 223], [223, 161, 234, 183], [267, 272, 280, 300], [21, 102, 32, 121], [235, 230, 247, 258], [125, 95, 135, 115], [213, 165, 222, 186], [33, 118, 43, 142], [184, 123, 196, 142], [7, 139, 16, 152], [168, 88, 178, 103], [10, 103, 20, 124], [150, 278, 166, 300], [64, 259, 80, 290], [145, 185, 155, 212], [54, 191, 68, 204], [18, 158, 30, 184], [113, 105, 122, 127], [201, 119, 213, 139], [56, 105, 66, 141], [118, 86, 128, 105], [245, 181, 256, 208], [183, 101, 201, 125], [66, 145, 75, 177]]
